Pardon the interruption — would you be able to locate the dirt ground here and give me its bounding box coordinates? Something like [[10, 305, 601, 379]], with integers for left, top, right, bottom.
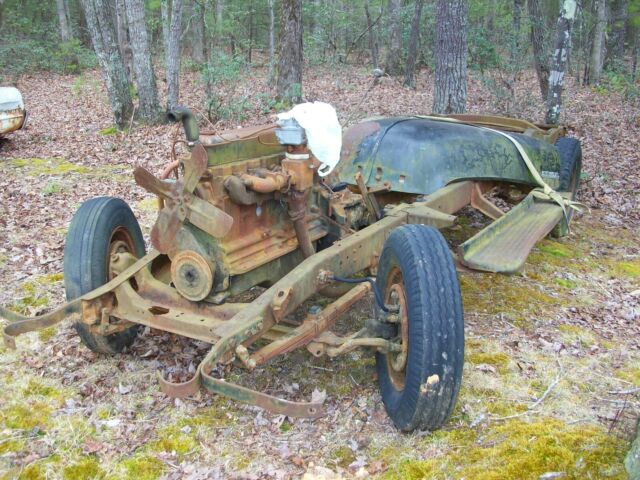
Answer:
[[0, 65, 639, 479]]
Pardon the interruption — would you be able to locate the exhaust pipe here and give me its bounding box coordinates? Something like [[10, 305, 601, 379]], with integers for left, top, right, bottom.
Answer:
[[167, 106, 199, 142]]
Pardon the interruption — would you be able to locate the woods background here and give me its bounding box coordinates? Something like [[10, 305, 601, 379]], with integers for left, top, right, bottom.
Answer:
[[2, 0, 639, 127]]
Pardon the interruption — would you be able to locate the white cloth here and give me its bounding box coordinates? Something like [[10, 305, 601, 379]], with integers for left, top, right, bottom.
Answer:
[[277, 102, 342, 177], [0, 87, 24, 111]]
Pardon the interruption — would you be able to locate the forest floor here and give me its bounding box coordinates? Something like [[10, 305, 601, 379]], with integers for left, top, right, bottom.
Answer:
[[0, 65, 639, 480]]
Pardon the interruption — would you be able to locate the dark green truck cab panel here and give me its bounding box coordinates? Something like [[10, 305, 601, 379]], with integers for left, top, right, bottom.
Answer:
[[336, 117, 561, 194]]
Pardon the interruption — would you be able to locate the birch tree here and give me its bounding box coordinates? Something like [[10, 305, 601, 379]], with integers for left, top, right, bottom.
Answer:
[[123, 0, 162, 123], [546, 0, 577, 125], [80, 0, 134, 128], [433, 0, 468, 114]]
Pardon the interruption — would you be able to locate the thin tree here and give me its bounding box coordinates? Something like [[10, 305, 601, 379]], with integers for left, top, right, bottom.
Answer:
[[161, 0, 170, 54], [276, 0, 303, 103], [433, 0, 468, 114], [586, 0, 607, 85], [268, 0, 276, 81], [191, 0, 205, 63], [56, 0, 72, 42], [115, 0, 133, 83], [528, 0, 550, 100], [385, 0, 403, 75], [607, 0, 629, 69], [124, 0, 162, 124], [365, 0, 380, 70], [404, 0, 425, 88], [166, 0, 184, 110], [80, 0, 134, 129], [546, 0, 577, 124]]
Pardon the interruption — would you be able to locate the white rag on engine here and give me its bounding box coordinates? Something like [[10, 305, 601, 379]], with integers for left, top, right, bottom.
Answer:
[[277, 102, 342, 177]]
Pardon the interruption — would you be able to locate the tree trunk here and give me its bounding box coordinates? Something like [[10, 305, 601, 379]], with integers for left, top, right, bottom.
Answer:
[[528, 0, 550, 100], [215, 0, 224, 48], [123, 0, 162, 124], [115, 0, 133, 83], [191, 0, 205, 63], [404, 0, 425, 88], [607, 0, 628, 69], [432, 0, 468, 114], [365, 0, 380, 69], [268, 0, 276, 80], [511, 0, 524, 65], [276, 0, 303, 103], [161, 0, 170, 54], [587, 0, 607, 85], [546, 0, 577, 125], [166, 0, 183, 110], [385, 0, 403, 75], [80, 0, 134, 128], [56, 0, 72, 42]]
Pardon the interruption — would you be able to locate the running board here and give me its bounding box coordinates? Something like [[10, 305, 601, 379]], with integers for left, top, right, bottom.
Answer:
[[459, 193, 564, 274]]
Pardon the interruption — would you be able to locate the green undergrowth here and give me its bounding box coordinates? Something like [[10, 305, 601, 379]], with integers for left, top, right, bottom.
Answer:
[[384, 418, 628, 480], [62, 457, 105, 480], [116, 455, 165, 480], [98, 126, 120, 136], [11, 157, 90, 176], [615, 366, 640, 386], [611, 259, 640, 279], [558, 324, 596, 347], [460, 273, 563, 329], [8, 273, 64, 315]]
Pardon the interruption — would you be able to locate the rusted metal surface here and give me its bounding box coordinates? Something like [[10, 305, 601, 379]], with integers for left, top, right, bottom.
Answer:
[[1, 107, 578, 419], [0, 107, 26, 135], [460, 193, 564, 273]]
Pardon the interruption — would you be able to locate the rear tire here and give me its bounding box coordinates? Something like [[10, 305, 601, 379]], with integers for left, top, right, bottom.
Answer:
[[552, 137, 582, 237], [375, 225, 464, 432], [64, 197, 145, 354]]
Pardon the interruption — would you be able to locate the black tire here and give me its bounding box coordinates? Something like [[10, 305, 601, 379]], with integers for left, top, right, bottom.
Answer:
[[64, 197, 145, 354], [552, 137, 582, 237], [375, 225, 464, 432]]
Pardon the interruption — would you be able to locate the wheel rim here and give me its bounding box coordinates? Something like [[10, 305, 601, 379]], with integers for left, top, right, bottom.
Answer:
[[385, 267, 409, 391], [107, 227, 136, 281]]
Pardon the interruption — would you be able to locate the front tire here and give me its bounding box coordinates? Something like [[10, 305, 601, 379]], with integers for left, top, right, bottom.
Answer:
[[375, 225, 464, 432], [64, 197, 145, 354]]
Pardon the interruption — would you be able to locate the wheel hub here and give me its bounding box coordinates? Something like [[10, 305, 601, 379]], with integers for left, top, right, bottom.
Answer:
[[171, 250, 214, 301], [387, 282, 409, 390]]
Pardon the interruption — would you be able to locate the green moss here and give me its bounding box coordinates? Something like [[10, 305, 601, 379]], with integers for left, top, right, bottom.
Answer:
[[17, 463, 46, 480], [11, 158, 91, 176], [331, 445, 356, 468], [62, 458, 105, 480], [98, 126, 119, 135], [385, 419, 628, 480], [537, 241, 573, 258], [615, 367, 640, 386], [23, 379, 62, 399], [460, 273, 562, 329], [119, 456, 165, 480], [39, 273, 64, 284], [558, 325, 596, 347], [0, 438, 26, 454], [555, 278, 577, 289], [612, 260, 640, 279], [137, 197, 159, 213], [147, 425, 197, 457], [95, 407, 112, 420], [466, 351, 510, 373], [1, 403, 52, 430], [38, 327, 56, 342]]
